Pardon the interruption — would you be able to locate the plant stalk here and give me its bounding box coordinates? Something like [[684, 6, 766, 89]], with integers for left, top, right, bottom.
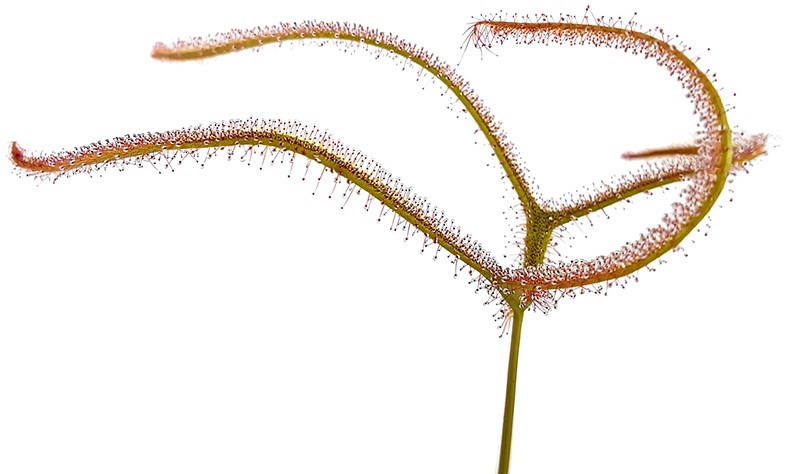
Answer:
[[498, 308, 524, 474]]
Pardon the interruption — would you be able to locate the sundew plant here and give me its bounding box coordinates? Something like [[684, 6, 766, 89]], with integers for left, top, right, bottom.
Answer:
[[2, 2, 783, 473]]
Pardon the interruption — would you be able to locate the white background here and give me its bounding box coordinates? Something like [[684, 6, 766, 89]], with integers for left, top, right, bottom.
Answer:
[[0, 1, 784, 473]]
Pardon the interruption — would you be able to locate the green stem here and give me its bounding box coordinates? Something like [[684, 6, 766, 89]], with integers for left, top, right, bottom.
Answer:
[[498, 307, 525, 474]]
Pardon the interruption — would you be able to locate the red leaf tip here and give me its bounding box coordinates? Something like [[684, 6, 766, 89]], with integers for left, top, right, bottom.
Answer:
[[9, 142, 26, 167]]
